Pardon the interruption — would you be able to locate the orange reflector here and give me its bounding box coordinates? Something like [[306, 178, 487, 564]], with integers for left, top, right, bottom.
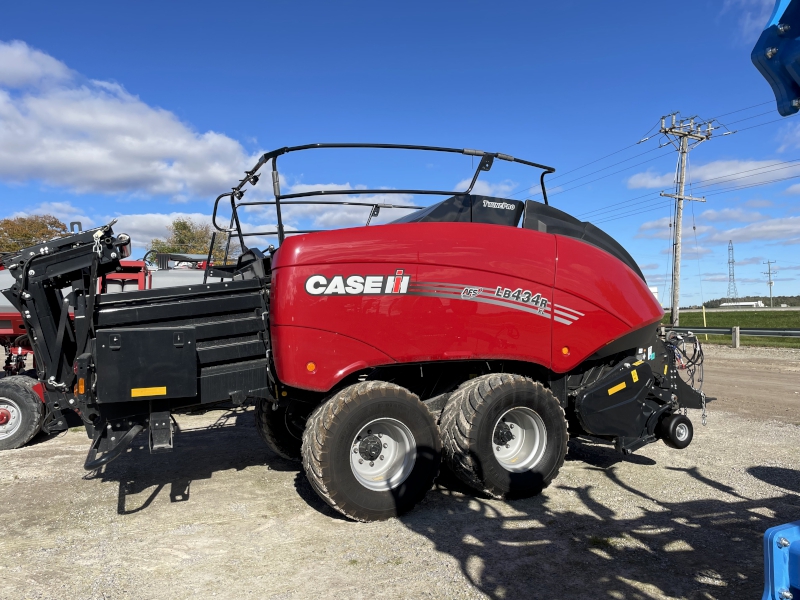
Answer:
[[78, 378, 85, 394], [306, 362, 317, 372], [561, 346, 570, 355]]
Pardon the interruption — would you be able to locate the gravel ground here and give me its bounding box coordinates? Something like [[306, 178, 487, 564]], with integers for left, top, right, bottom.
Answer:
[[1, 346, 799, 600]]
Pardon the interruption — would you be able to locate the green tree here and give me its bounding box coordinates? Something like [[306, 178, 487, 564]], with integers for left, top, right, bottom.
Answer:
[[148, 217, 239, 264], [0, 215, 69, 253]]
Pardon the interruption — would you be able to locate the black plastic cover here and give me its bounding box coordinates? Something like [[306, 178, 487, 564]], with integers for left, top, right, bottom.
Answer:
[[391, 195, 524, 227], [522, 200, 645, 280], [575, 360, 655, 438]]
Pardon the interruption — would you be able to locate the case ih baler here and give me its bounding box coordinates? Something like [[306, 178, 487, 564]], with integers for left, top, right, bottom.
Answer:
[[0, 144, 705, 521]]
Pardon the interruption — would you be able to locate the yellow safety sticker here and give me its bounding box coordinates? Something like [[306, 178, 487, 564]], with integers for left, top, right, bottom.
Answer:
[[633, 360, 643, 366], [664, 365, 668, 375], [631, 369, 639, 383], [608, 382, 627, 395], [131, 386, 167, 398]]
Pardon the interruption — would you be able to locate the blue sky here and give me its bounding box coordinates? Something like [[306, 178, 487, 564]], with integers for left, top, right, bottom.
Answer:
[[1, 0, 798, 306]]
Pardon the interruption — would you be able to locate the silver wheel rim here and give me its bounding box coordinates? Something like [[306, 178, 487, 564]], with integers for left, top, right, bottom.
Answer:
[[675, 423, 689, 442], [492, 407, 548, 473], [350, 418, 416, 491], [0, 397, 23, 440]]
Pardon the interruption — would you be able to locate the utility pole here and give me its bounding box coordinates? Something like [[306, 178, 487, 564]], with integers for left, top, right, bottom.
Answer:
[[763, 260, 776, 307], [659, 113, 714, 326]]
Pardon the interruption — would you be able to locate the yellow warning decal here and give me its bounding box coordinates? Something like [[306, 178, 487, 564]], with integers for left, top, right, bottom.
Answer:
[[664, 365, 668, 375], [608, 382, 627, 395], [633, 360, 643, 366], [631, 369, 639, 383], [131, 386, 167, 398]]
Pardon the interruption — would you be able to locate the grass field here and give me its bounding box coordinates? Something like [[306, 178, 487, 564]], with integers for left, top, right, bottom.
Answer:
[[661, 310, 800, 348]]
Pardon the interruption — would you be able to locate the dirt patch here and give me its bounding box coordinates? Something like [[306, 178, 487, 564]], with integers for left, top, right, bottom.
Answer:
[[1, 350, 799, 599]]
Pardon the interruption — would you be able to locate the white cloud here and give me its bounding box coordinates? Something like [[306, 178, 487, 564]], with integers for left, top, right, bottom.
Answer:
[[639, 263, 659, 271], [736, 256, 765, 265], [722, 0, 774, 42], [705, 216, 800, 244], [660, 245, 712, 260], [699, 208, 765, 222], [454, 178, 517, 198], [0, 40, 256, 200], [627, 169, 673, 190], [12, 200, 95, 229], [627, 159, 800, 191], [744, 198, 774, 208], [0, 40, 72, 87]]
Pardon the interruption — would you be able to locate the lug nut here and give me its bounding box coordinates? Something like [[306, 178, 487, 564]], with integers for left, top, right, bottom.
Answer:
[[505, 444, 510, 448], [369, 461, 374, 467], [496, 446, 501, 451], [379, 455, 384, 460], [353, 449, 358, 454], [383, 443, 388, 448], [378, 433, 382, 438], [358, 459, 363, 464], [509, 424, 514, 429]]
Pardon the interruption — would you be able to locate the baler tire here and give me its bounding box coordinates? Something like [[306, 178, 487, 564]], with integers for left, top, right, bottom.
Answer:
[[254, 398, 303, 462], [440, 373, 567, 499], [0, 376, 44, 450], [301, 381, 441, 522]]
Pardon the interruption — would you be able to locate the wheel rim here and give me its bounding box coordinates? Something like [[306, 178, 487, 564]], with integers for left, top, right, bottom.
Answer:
[[350, 418, 416, 491], [0, 397, 22, 440], [492, 407, 548, 473], [675, 422, 689, 442]]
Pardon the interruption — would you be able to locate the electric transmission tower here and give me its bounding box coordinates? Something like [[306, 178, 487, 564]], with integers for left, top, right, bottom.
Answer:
[[659, 113, 715, 326], [763, 259, 776, 307], [727, 240, 738, 303]]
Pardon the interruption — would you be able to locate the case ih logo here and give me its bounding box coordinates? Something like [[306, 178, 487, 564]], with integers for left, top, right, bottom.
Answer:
[[305, 270, 411, 296]]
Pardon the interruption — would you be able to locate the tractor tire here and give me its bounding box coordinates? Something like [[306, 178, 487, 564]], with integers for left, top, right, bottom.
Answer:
[[254, 397, 304, 461], [440, 373, 568, 499], [301, 381, 441, 522], [0, 376, 44, 451], [657, 413, 693, 450]]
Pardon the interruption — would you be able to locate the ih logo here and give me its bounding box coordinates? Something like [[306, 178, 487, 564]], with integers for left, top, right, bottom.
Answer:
[[305, 270, 411, 296]]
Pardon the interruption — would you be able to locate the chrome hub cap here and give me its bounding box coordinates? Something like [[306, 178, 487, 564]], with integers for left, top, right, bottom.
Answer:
[[492, 407, 547, 472], [0, 398, 22, 440], [675, 423, 689, 441], [350, 418, 416, 491]]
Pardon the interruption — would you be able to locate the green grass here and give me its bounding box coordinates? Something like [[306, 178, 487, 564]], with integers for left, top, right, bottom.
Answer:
[[661, 310, 800, 348]]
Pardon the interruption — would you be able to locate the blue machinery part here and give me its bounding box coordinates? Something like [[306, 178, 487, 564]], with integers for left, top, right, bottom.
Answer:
[[752, 0, 800, 116], [763, 521, 800, 600]]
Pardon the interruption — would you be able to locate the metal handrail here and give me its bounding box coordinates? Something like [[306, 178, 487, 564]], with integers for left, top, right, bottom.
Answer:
[[210, 143, 556, 249]]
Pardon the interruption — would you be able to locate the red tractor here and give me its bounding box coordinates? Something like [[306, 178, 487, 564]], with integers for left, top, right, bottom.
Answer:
[[0, 143, 705, 521]]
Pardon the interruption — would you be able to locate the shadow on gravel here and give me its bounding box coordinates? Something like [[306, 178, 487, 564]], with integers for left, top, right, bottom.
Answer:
[[402, 451, 800, 600], [87, 407, 298, 515], [748, 465, 800, 494]]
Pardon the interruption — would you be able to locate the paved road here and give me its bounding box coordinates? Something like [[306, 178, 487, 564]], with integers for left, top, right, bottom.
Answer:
[[2, 347, 799, 600]]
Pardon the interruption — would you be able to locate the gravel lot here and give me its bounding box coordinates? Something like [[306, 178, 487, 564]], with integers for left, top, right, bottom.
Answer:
[[2, 346, 799, 600]]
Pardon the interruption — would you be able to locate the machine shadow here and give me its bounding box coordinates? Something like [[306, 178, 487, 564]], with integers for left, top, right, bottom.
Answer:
[[89, 407, 298, 515], [402, 454, 800, 599]]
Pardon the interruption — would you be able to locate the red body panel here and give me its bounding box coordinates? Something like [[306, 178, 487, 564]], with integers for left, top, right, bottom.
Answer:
[[270, 222, 663, 391]]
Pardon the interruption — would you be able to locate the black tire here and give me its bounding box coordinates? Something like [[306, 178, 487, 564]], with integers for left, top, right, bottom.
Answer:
[[658, 413, 693, 450], [254, 398, 305, 461], [301, 381, 441, 522], [0, 376, 44, 450], [440, 373, 568, 499]]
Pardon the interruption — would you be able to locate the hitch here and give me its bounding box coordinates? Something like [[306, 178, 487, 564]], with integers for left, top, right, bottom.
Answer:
[[84, 422, 143, 471]]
